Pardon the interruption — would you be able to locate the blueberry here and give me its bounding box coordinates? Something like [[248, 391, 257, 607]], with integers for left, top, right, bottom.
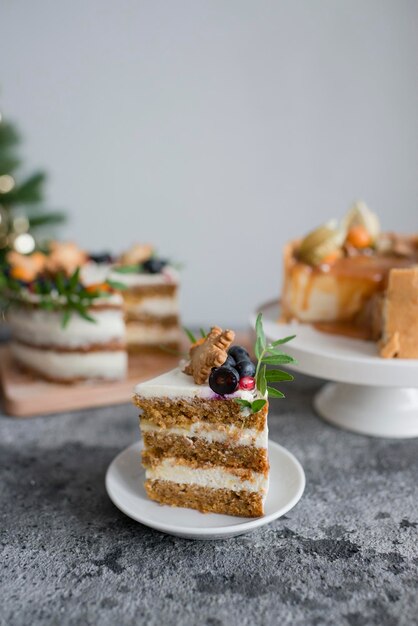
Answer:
[[209, 366, 239, 395], [143, 258, 168, 274], [223, 354, 236, 368], [235, 359, 256, 377], [89, 252, 113, 264], [228, 345, 250, 361]]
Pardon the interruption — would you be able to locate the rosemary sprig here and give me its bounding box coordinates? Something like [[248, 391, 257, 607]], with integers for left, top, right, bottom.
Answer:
[[182, 326, 209, 345], [235, 313, 296, 413], [113, 264, 144, 274], [183, 327, 197, 344], [254, 312, 296, 402]]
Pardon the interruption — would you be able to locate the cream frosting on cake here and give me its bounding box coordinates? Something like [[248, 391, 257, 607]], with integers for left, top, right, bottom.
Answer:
[[126, 296, 179, 317], [140, 420, 268, 448], [9, 296, 127, 381], [135, 367, 262, 402], [11, 342, 127, 381], [145, 458, 269, 494], [9, 305, 125, 348], [109, 266, 179, 287]]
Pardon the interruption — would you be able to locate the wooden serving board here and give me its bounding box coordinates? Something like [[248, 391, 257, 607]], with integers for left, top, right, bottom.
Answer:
[[0, 333, 252, 418]]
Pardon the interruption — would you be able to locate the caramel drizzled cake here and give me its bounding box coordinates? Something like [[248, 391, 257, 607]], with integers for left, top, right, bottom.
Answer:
[[1, 243, 127, 382], [281, 201, 418, 358], [133, 320, 295, 517], [109, 244, 181, 353]]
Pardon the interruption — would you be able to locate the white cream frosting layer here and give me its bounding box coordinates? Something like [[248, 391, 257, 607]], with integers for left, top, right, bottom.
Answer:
[[146, 458, 268, 494], [126, 296, 179, 317], [9, 307, 125, 348], [80, 261, 179, 288], [284, 268, 340, 322], [16, 289, 122, 308], [11, 342, 127, 380], [80, 262, 113, 286], [140, 420, 268, 448], [110, 267, 179, 287], [135, 367, 260, 402], [127, 325, 181, 344]]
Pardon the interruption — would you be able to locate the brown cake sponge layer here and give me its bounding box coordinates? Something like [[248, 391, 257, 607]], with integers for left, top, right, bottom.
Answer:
[[145, 479, 264, 517], [127, 341, 180, 354], [142, 431, 269, 473], [123, 284, 177, 299], [134, 397, 268, 430], [125, 313, 179, 326], [14, 338, 125, 353]]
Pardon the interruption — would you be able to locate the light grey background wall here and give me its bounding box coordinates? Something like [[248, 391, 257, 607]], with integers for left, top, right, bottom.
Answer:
[[2, 1, 417, 326]]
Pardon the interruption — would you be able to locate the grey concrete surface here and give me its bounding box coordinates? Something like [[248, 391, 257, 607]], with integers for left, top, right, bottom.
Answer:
[[1, 374, 418, 626]]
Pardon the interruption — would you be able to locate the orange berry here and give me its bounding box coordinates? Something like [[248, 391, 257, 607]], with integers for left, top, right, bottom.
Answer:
[[321, 250, 341, 265], [86, 282, 111, 293], [346, 225, 372, 249], [10, 266, 34, 282]]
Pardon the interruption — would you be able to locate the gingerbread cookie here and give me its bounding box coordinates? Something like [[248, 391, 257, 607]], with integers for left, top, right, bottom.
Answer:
[[45, 242, 87, 276], [184, 326, 235, 384], [119, 244, 154, 266]]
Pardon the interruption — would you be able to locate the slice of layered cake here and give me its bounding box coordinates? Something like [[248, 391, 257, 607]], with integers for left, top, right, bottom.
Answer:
[[133, 320, 295, 517], [2, 243, 127, 382], [110, 244, 181, 353]]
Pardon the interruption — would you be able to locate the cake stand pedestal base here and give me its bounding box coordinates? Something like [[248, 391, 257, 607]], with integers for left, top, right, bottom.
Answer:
[[314, 383, 418, 438]]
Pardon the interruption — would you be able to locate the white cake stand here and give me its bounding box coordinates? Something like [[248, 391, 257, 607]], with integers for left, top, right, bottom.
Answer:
[[253, 302, 418, 438]]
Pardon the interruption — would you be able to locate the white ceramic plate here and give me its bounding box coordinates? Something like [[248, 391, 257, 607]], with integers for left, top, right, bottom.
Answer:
[[254, 301, 418, 438], [256, 301, 418, 388], [105, 440, 305, 540]]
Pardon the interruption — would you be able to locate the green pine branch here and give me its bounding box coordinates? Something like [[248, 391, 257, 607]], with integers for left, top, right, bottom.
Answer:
[[0, 122, 20, 149], [0, 156, 21, 175], [28, 211, 67, 229], [2, 171, 46, 205], [0, 114, 67, 253]]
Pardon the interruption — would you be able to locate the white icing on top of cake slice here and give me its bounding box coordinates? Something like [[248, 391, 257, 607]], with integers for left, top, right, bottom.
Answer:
[[109, 266, 179, 287], [134, 367, 260, 401]]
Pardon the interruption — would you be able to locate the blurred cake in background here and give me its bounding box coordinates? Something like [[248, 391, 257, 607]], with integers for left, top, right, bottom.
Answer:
[[280, 201, 418, 358], [1, 242, 127, 381], [110, 244, 181, 353]]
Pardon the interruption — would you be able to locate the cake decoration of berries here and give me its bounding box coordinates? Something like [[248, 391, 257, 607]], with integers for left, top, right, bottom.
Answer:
[[239, 376, 256, 391], [209, 366, 240, 395], [182, 319, 296, 413], [143, 258, 168, 274]]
